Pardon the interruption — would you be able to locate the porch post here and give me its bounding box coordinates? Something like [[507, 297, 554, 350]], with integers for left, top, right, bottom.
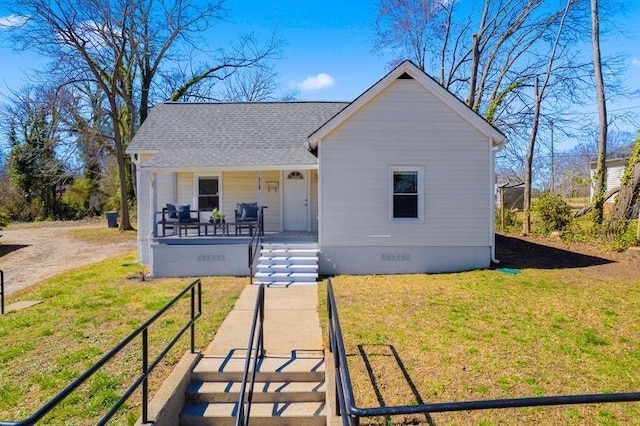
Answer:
[[257, 172, 263, 208], [151, 172, 158, 238]]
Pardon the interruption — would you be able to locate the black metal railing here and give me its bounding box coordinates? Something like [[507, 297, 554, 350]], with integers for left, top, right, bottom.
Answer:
[[248, 206, 266, 285], [0, 278, 203, 426], [235, 283, 266, 426], [1, 270, 4, 315], [327, 278, 640, 425]]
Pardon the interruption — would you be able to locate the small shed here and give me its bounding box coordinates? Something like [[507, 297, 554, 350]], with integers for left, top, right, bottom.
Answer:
[[497, 183, 525, 211]]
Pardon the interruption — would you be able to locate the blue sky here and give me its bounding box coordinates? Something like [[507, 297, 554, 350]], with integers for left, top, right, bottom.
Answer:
[[204, 1, 389, 101], [0, 0, 639, 114]]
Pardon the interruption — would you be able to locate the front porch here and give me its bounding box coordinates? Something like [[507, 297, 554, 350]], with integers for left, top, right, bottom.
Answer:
[[150, 231, 318, 278]]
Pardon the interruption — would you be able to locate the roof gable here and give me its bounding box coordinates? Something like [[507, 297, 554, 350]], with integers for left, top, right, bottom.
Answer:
[[308, 60, 505, 148]]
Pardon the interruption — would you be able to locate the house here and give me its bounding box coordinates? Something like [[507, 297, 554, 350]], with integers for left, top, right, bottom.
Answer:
[[589, 144, 634, 205], [127, 60, 506, 278]]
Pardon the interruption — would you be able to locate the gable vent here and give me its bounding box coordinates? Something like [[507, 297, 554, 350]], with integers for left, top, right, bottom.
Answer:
[[398, 72, 414, 80]]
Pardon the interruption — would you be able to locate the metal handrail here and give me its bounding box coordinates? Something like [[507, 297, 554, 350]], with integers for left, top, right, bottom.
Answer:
[[0, 278, 203, 426], [248, 206, 266, 285], [327, 278, 640, 425], [236, 283, 266, 426]]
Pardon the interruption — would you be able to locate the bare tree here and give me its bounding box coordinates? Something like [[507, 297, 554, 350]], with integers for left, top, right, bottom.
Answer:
[[220, 66, 298, 102], [6, 0, 280, 230], [590, 0, 608, 225], [373, 0, 589, 127], [522, 0, 572, 235]]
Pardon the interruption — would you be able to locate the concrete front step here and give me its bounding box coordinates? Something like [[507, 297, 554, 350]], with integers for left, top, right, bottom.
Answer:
[[192, 354, 325, 383], [257, 263, 318, 271], [260, 248, 319, 255], [258, 255, 318, 263], [257, 243, 319, 286], [186, 380, 326, 403], [180, 401, 326, 426], [254, 272, 318, 282], [262, 243, 319, 249], [182, 353, 326, 426], [254, 281, 319, 287]]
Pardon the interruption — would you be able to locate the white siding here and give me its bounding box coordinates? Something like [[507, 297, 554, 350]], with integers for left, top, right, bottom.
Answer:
[[605, 164, 625, 203], [137, 170, 152, 264], [176, 173, 193, 205], [222, 171, 280, 232], [156, 173, 176, 208], [319, 79, 491, 248], [589, 161, 626, 203], [310, 170, 319, 232]]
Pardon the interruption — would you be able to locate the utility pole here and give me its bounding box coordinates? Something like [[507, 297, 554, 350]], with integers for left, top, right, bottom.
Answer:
[[550, 120, 555, 192]]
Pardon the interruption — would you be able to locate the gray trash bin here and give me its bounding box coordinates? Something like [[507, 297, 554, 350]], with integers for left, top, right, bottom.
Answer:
[[106, 211, 119, 228]]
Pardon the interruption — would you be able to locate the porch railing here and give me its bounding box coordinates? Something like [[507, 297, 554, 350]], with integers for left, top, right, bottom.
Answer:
[[327, 278, 640, 425], [0, 279, 203, 426], [235, 283, 266, 425], [248, 206, 266, 285]]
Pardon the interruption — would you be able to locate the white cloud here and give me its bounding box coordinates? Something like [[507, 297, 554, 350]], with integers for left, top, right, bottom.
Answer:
[[631, 58, 640, 67], [295, 73, 335, 91], [0, 14, 28, 30]]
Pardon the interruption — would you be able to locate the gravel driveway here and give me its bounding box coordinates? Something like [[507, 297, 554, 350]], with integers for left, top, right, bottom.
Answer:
[[0, 222, 137, 297]]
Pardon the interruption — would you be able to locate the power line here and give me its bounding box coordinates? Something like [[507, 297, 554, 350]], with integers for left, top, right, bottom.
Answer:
[[576, 104, 640, 115]]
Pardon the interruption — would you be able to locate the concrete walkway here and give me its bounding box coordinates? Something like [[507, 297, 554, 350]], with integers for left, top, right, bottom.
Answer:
[[204, 284, 324, 356]]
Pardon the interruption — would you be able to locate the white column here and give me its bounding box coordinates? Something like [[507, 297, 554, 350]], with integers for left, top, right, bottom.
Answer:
[[151, 172, 158, 238], [257, 172, 263, 207]]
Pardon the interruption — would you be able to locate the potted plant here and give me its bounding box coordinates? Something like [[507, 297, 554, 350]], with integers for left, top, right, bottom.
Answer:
[[210, 208, 225, 223]]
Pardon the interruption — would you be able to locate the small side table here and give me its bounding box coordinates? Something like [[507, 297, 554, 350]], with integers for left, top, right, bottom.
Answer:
[[203, 221, 229, 236]]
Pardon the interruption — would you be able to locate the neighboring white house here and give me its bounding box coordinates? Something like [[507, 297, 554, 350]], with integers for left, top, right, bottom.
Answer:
[[589, 144, 633, 204], [127, 60, 506, 277]]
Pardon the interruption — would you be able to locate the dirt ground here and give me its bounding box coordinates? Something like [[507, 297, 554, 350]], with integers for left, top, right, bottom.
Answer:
[[495, 233, 640, 282], [0, 221, 136, 297]]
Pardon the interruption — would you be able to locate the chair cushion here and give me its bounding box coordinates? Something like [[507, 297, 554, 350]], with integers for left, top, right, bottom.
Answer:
[[166, 203, 177, 219], [176, 204, 191, 220], [237, 202, 258, 220]]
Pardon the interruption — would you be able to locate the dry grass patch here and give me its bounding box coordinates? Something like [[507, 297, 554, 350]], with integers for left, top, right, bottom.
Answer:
[[0, 252, 245, 424], [70, 226, 137, 244], [321, 269, 640, 425]]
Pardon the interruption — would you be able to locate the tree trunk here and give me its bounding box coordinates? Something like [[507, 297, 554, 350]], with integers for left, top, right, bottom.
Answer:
[[591, 0, 608, 224], [467, 34, 480, 109], [108, 95, 134, 231], [522, 77, 540, 236], [574, 186, 621, 217], [637, 203, 640, 245]]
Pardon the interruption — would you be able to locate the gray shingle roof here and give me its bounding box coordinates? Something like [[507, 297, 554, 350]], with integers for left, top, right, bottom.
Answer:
[[128, 102, 349, 168]]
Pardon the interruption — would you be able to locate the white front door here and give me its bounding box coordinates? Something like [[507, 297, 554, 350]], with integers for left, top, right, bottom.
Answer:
[[283, 170, 308, 231]]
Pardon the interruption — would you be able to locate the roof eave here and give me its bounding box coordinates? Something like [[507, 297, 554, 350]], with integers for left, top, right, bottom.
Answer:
[[138, 163, 319, 172]]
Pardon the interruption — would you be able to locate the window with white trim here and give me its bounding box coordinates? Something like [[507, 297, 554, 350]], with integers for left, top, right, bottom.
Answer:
[[198, 177, 219, 210], [390, 167, 423, 220]]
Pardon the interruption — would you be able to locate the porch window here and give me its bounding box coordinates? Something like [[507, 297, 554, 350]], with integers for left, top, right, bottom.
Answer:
[[198, 177, 219, 210], [390, 167, 423, 220]]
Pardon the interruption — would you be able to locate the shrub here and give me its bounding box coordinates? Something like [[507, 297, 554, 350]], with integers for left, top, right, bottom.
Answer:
[[532, 192, 571, 235], [495, 206, 520, 232], [0, 210, 8, 228]]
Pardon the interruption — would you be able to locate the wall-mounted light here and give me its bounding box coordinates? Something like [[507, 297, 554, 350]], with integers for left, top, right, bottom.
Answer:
[[266, 181, 279, 192]]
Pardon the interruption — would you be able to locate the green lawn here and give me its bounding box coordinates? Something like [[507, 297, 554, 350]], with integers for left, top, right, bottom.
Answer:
[[0, 252, 246, 425], [321, 269, 640, 425]]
